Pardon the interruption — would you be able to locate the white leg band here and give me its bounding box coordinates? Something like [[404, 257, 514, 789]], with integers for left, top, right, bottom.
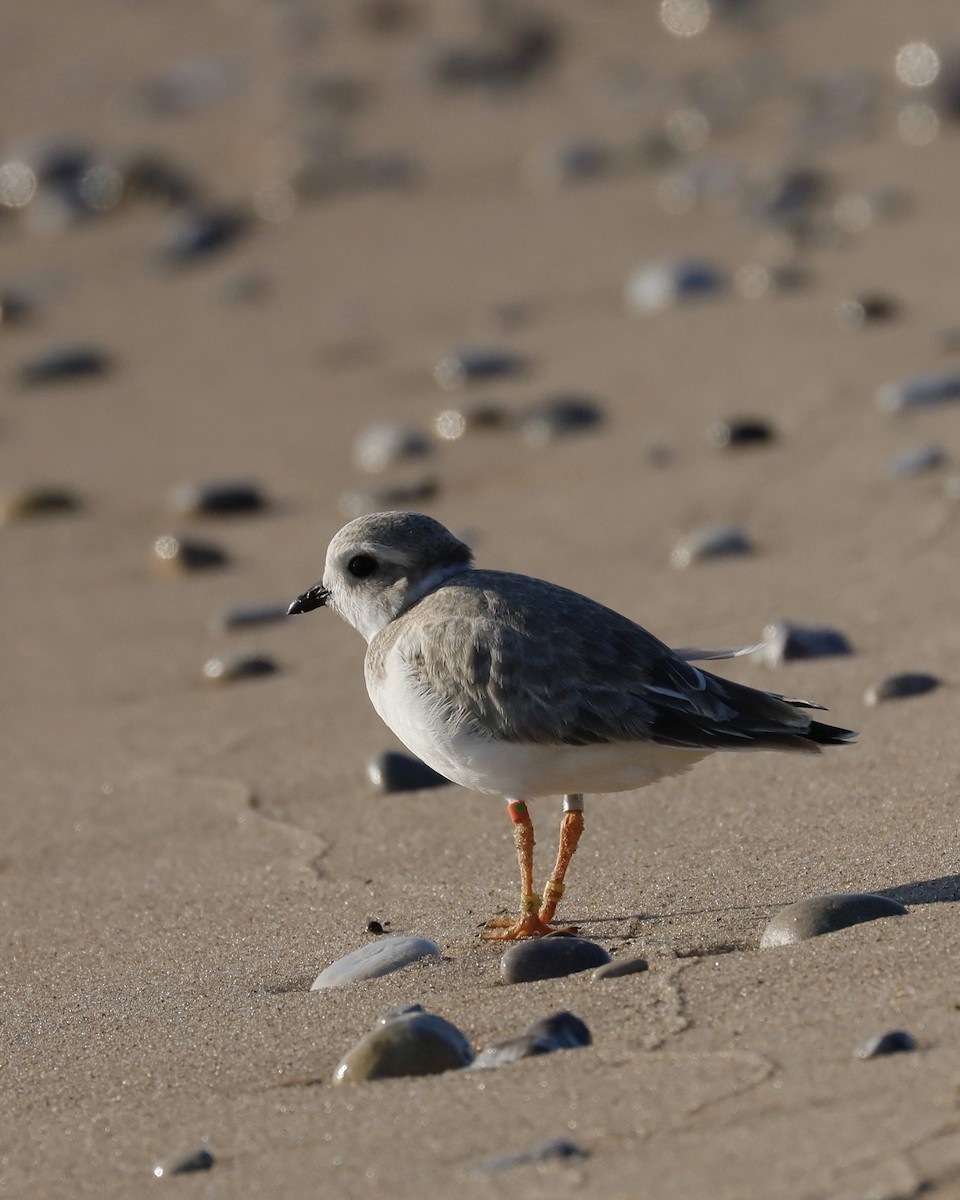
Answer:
[[562, 793, 585, 813]]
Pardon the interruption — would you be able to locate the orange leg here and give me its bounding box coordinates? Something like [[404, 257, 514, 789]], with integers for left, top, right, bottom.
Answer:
[[538, 794, 585, 925], [482, 800, 557, 940]]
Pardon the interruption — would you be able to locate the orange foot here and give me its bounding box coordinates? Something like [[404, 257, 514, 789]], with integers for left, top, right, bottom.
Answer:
[[481, 914, 578, 940]]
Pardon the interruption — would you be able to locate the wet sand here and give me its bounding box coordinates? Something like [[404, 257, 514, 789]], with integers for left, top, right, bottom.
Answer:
[[3, 0, 960, 1195]]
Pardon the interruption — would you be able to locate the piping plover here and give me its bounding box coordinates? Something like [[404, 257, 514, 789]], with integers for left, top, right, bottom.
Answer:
[[289, 511, 856, 939]]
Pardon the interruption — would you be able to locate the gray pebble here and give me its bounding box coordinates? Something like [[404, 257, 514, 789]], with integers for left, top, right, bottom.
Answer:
[[876, 370, 960, 413], [500, 936, 611, 984], [427, 22, 558, 93], [671, 525, 752, 569], [136, 56, 244, 117], [153, 1148, 214, 1177], [209, 603, 290, 633], [155, 207, 248, 268], [593, 955, 649, 980], [16, 344, 112, 387], [311, 935, 441, 989], [0, 287, 35, 325], [366, 750, 450, 793], [521, 394, 605, 446], [333, 1010, 473, 1083], [0, 486, 81, 521], [711, 417, 777, 449], [169, 479, 267, 516], [473, 1010, 591, 1067], [525, 137, 614, 187], [886, 444, 947, 477], [433, 346, 527, 390], [377, 1003, 424, 1025], [476, 1138, 587, 1173], [152, 534, 228, 574], [760, 893, 907, 949], [856, 1030, 917, 1059], [753, 621, 853, 666], [202, 655, 278, 684], [353, 422, 432, 473], [624, 260, 726, 314], [864, 672, 941, 705]]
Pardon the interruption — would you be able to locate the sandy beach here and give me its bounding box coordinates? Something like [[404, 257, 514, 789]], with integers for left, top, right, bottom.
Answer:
[[3, 0, 960, 1195]]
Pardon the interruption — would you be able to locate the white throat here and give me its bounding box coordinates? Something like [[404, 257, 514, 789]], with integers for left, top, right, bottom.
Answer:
[[349, 561, 472, 644]]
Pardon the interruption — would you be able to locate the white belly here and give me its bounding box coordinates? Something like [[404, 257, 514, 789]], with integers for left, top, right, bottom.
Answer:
[[367, 657, 706, 799]]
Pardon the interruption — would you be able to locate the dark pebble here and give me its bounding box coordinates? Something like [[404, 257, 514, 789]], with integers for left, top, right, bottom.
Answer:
[[169, 479, 267, 516], [433, 346, 527, 389], [760, 892, 908, 948], [202, 654, 278, 683], [754, 621, 852, 666], [521, 394, 605, 446], [1, 486, 81, 521], [0, 288, 35, 325], [856, 1030, 917, 1059], [864, 672, 941, 705], [16, 344, 112, 387], [353, 422, 432, 473], [476, 1138, 587, 1173], [366, 750, 450, 793], [333, 1010, 473, 1083], [152, 534, 228, 573], [526, 138, 615, 188], [122, 153, 199, 207], [593, 956, 649, 980], [435, 402, 513, 440], [501, 937, 611, 984], [886, 445, 947, 477], [625, 259, 727, 313], [153, 1148, 214, 1177], [837, 293, 900, 328], [377, 1003, 424, 1024], [711, 417, 777, 449], [671, 525, 752, 568], [428, 23, 559, 93], [365, 919, 385, 935], [155, 207, 248, 267], [209, 603, 290, 633], [877, 370, 960, 413], [339, 476, 438, 518], [474, 1010, 591, 1067]]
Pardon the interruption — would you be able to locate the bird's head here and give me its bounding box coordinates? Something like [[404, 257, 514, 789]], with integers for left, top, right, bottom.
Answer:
[[288, 511, 474, 642]]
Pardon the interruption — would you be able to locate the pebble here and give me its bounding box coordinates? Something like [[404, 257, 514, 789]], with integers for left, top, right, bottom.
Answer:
[[15, 344, 112, 387], [427, 23, 559, 93], [169, 480, 267, 516], [0, 287, 35, 325], [433, 346, 527, 389], [734, 262, 812, 299], [0, 486, 81, 521], [521, 394, 605, 446], [671, 525, 752, 569], [593, 955, 649, 980], [202, 654, 278, 684], [152, 1148, 214, 1177], [155, 207, 248, 267], [500, 936, 611, 984], [353, 422, 432, 473], [864, 672, 941, 705], [885, 444, 947, 477], [711, 417, 777, 449], [876, 370, 960, 413], [760, 893, 908, 948], [525, 137, 615, 188], [434, 402, 513, 440], [366, 750, 451, 793], [136, 56, 244, 117], [753, 621, 853, 666], [624, 260, 726, 314], [473, 1010, 591, 1067], [151, 534, 228, 573], [856, 1030, 917, 1060], [333, 1009, 473, 1083], [836, 293, 900, 329], [476, 1138, 587, 1173], [209, 603, 290, 633], [311, 935, 441, 989], [338, 476, 438, 518]]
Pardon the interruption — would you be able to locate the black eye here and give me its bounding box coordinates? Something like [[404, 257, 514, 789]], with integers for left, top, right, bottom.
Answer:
[[347, 554, 378, 578]]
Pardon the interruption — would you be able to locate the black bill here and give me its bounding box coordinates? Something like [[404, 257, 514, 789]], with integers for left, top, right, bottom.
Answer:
[[287, 583, 330, 615]]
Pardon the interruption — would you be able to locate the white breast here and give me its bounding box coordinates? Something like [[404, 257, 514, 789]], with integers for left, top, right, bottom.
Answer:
[[366, 644, 706, 800]]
